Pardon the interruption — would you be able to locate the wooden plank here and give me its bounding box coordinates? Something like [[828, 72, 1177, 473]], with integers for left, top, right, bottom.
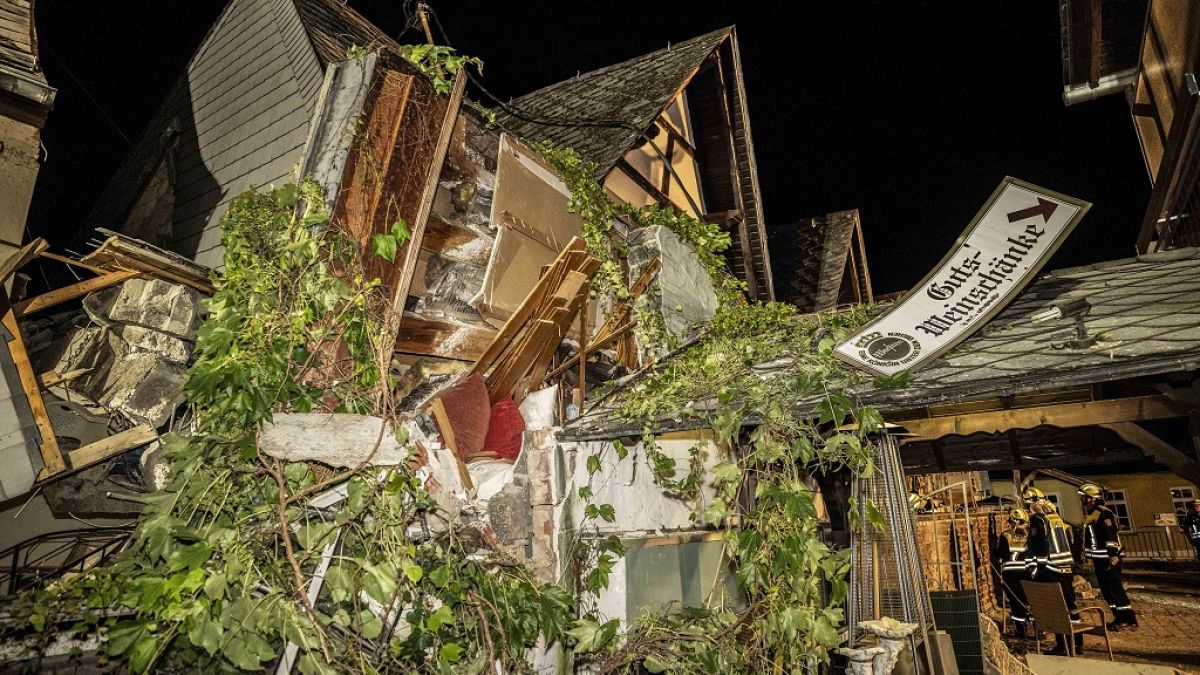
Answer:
[[896, 395, 1187, 440], [37, 251, 110, 277], [394, 313, 496, 361], [576, 288, 588, 413], [68, 425, 158, 472], [39, 368, 91, 390], [486, 319, 558, 404], [0, 237, 47, 285], [384, 71, 467, 320], [545, 321, 635, 381], [593, 257, 660, 343], [429, 398, 474, 490], [2, 303, 65, 477], [15, 269, 140, 316], [470, 237, 586, 377]]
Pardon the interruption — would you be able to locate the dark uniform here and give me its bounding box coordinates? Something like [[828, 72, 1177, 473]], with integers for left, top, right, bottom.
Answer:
[[1183, 505, 1200, 561], [996, 525, 1031, 633], [1082, 503, 1137, 627], [1027, 505, 1080, 651]]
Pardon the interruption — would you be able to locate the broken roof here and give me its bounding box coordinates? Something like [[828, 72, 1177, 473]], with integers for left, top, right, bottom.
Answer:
[[562, 247, 1200, 440], [0, 0, 54, 113], [494, 27, 732, 176]]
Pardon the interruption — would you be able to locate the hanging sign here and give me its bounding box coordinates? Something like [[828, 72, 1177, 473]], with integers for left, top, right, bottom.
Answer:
[[835, 177, 1090, 377]]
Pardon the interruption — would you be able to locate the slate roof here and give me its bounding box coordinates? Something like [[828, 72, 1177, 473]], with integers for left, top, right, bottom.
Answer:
[[494, 27, 731, 175], [292, 0, 404, 65], [561, 247, 1200, 440]]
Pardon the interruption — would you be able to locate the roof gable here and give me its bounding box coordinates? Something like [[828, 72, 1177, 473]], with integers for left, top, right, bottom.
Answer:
[[495, 27, 731, 175]]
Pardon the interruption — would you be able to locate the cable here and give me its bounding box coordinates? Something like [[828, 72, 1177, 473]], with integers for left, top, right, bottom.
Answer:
[[44, 44, 132, 146]]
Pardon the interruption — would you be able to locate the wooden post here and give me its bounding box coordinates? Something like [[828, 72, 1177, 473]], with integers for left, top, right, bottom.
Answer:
[[1, 297, 65, 477], [576, 292, 588, 414]]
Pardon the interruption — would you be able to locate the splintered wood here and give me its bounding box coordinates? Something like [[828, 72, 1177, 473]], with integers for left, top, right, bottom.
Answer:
[[470, 237, 598, 404]]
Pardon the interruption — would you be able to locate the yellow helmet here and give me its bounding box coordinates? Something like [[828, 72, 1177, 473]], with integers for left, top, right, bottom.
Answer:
[[1021, 486, 1044, 503], [909, 492, 924, 510], [1077, 483, 1104, 500], [1009, 507, 1029, 525]]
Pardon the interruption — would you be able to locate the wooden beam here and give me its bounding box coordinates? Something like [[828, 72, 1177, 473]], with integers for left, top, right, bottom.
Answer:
[[1100, 422, 1200, 487], [395, 313, 496, 361], [616, 158, 674, 209], [1086, 0, 1102, 87], [0, 237, 48, 285], [895, 395, 1187, 440], [68, 425, 158, 473], [545, 321, 635, 381], [427, 401, 473, 490], [15, 269, 140, 316], [383, 71, 467, 329], [39, 368, 91, 390], [470, 237, 586, 376], [2, 303, 65, 476], [37, 251, 110, 277]]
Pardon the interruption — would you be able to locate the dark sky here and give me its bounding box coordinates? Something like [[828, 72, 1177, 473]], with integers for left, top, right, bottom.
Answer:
[[30, 1, 1149, 295]]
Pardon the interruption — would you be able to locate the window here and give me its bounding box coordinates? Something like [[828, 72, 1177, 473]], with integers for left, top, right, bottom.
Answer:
[[1106, 489, 1133, 529], [1171, 486, 1196, 517]]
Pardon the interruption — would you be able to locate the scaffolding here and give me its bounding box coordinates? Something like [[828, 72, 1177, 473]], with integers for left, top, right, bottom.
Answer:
[[847, 433, 936, 671]]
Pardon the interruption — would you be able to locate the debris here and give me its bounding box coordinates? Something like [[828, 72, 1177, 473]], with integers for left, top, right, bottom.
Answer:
[[259, 413, 411, 467], [628, 225, 718, 345], [482, 395, 525, 461]]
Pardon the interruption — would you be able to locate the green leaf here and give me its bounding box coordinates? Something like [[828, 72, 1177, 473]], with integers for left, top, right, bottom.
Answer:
[[577, 486, 593, 501], [360, 610, 383, 639], [429, 564, 452, 588], [613, 439, 628, 459], [296, 521, 333, 550], [644, 655, 671, 673], [403, 561, 424, 584], [188, 614, 223, 656], [371, 232, 398, 263], [391, 218, 411, 246], [710, 461, 741, 486], [439, 642, 464, 664], [586, 454, 602, 475], [426, 605, 454, 632], [128, 634, 158, 673], [170, 542, 212, 571], [872, 370, 913, 390], [298, 653, 338, 675], [865, 499, 888, 532], [566, 619, 605, 653], [597, 503, 616, 522], [324, 565, 353, 603], [203, 571, 227, 600]]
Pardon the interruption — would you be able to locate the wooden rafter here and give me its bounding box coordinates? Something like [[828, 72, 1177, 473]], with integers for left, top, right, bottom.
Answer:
[[15, 269, 140, 316], [1099, 422, 1200, 486], [895, 395, 1188, 440]]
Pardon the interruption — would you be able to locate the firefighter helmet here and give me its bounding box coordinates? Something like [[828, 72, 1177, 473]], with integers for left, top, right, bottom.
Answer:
[[1077, 483, 1104, 500], [909, 492, 924, 510], [1021, 486, 1045, 503], [1009, 507, 1029, 525]]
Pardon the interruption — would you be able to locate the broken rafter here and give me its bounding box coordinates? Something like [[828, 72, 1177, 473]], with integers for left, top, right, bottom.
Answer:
[[67, 425, 158, 474], [0, 237, 48, 285], [2, 301, 65, 477], [15, 269, 140, 316]]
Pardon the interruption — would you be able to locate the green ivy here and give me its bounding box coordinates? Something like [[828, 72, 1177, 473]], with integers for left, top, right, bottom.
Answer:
[[0, 182, 576, 673]]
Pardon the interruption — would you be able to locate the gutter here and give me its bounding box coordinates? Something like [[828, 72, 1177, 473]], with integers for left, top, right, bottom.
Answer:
[[1062, 67, 1138, 106]]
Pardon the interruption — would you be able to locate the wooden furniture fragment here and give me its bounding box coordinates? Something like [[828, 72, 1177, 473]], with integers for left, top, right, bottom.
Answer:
[[1021, 581, 1112, 660]]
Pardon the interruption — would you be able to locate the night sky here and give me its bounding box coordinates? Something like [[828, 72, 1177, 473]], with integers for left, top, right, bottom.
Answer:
[[29, 1, 1149, 295]]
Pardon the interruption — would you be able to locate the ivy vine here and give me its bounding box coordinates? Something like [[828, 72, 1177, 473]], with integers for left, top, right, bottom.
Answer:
[[0, 182, 577, 674]]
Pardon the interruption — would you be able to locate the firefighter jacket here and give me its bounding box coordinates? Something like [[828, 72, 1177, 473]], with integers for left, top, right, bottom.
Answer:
[[1083, 504, 1123, 560], [1183, 511, 1200, 541], [996, 529, 1029, 574], [1027, 511, 1074, 575]]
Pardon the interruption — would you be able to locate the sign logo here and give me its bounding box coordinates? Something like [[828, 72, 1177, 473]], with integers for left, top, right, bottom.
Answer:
[[835, 178, 1091, 377]]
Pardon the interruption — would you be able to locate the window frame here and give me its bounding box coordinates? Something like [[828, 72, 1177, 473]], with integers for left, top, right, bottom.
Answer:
[[1170, 486, 1196, 517], [1105, 488, 1134, 530]]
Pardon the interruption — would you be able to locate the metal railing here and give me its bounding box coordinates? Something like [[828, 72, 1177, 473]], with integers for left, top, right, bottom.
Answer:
[[0, 526, 134, 595], [1119, 526, 1196, 561]]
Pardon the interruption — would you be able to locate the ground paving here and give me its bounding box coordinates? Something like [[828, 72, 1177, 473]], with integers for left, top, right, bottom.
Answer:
[[999, 563, 1200, 674]]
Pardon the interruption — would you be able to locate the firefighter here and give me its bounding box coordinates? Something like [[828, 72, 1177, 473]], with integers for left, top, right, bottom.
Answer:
[[1078, 483, 1138, 630], [1182, 498, 1200, 561], [1024, 487, 1082, 654], [996, 507, 1032, 636]]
